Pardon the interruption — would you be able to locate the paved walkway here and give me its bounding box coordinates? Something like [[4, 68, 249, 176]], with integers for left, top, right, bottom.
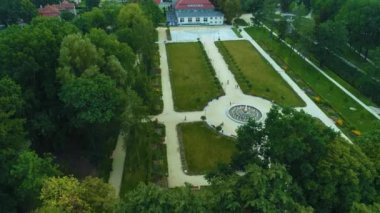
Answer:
[[108, 133, 126, 196], [156, 28, 209, 187], [155, 25, 351, 188]]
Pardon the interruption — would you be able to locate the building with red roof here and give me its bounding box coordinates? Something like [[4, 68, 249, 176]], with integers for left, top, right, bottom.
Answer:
[[38, 5, 60, 17], [171, 0, 224, 25], [38, 0, 77, 17]]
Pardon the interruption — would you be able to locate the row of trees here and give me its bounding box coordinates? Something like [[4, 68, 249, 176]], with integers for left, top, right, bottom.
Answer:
[[250, 0, 380, 105], [303, 0, 380, 105], [0, 2, 163, 211]]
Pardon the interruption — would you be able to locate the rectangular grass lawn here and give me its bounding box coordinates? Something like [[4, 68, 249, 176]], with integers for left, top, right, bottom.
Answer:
[[166, 42, 224, 111], [217, 40, 305, 107], [178, 122, 236, 174], [245, 27, 379, 134]]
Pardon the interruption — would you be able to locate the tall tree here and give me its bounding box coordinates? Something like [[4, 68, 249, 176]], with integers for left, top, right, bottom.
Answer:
[[86, 0, 100, 10], [337, 0, 380, 58], [357, 130, 380, 193], [312, 0, 346, 23], [0, 77, 27, 211], [10, 151, 60, 211], [314, 20, 348, 65], [233, 107, 377, 211], [207, 164, 312, 212], [38, 176, 117, 212], [279, 0, 294, 12], [59, 70, 125, 127], [222, 0, 241, 24], [0, 0, 36, 25], [0, 18, 78, 148], [139, 0, 164, 27], [313, 139, 377, 212], [116, 4, 156, 71]]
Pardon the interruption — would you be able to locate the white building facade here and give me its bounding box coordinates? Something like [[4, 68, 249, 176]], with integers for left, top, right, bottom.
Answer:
[[174, 0, 224, 25]]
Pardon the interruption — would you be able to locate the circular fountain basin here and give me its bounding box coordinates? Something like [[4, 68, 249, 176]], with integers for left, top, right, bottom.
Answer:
[[227, 104, 262, 124]]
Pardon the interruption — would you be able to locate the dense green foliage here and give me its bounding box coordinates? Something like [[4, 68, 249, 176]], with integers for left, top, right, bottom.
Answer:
[[0, 77, 60, 211], [0, 0, 36, 25], [229, 107, 379, 212], [210, 0, 240, 23], [37, 176, 117, 212], [118, 108, 380, 212], [0, 2, 163, 211]]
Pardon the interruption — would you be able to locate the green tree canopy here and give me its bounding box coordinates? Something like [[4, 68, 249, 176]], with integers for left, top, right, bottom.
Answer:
[[337, 0, 380, 58], [314, 20, 348, 65], [232, 107, 378, 211], [59, 70, 125, 126], [0, 0, 36, 25], [86, 0, 100, 10], [39, 176, 117, 212], [207, 163, 312, 212], [222, 0, 241, 23], [10, 151, 60, 211]]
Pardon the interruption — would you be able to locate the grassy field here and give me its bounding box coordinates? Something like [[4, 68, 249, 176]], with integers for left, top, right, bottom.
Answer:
[[178, 122, 236, 174], [216, 40, 305, 107], [245, 27, 379, 134], [166, 42, 224, 111]]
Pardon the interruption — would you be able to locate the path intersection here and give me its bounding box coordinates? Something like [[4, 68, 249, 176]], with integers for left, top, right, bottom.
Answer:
[[154, 26, 346, 188]]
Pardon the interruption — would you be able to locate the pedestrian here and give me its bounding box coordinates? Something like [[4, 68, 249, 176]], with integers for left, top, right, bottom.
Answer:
[[184, 116, 187, 121]]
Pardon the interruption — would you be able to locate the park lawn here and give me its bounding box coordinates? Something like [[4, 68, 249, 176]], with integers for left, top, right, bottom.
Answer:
[[245, 26, 379, 134], [218, 40, 305, 107], [166, 42, 224, 111], [178, 122, 236, 174]]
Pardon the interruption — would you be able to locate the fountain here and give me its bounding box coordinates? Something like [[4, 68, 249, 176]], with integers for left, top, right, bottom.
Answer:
[[227, 104, 262, 124]]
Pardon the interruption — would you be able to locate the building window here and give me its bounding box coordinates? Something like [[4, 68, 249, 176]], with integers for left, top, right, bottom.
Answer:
[[204, 17, 207, 22], [180, 18, 184, 22], [196, 17, 200, 22], [188, 17, 192, 22]]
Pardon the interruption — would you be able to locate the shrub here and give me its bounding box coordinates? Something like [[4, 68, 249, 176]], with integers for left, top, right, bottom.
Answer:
[[335, 119, 344, 126], [352, 130, 361, 136]]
